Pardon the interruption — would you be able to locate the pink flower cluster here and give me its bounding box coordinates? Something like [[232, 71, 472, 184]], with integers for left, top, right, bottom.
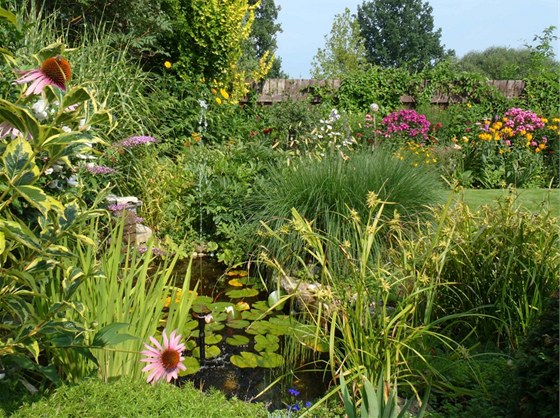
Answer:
[[116, 135, 157, 148], [503, 108, 545, 135], [381, 109, 431, 141]]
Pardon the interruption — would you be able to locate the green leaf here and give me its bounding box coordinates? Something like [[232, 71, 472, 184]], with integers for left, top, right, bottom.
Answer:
[[256, 352, 284, 368], [44, 244, 75, 258], [92, 323, 137, 347], [230, 351, 259, 368], [0, 100, 41, 141], [225, 319, 250, 329], [2, 137, 39, 185], [61, 86, 92, 110], [0, 8, 17, 26], [225, 288, 259, 298], [180, 357, 200, 376], [16, 185, 62, 216], [0, 231, 5, 255], [0, 219, 42, 251], [254, 334, 279, 352], [226, 334, 250, 346]]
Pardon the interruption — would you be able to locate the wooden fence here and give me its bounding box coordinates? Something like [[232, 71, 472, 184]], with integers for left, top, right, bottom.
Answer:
[[247, 78, 525, 105]]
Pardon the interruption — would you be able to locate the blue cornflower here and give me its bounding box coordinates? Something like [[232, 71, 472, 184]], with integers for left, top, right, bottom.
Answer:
[[288, 388, 300, 397]]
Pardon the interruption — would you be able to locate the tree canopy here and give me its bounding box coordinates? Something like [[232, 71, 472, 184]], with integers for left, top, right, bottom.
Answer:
[[357, 0, 450, 72], [310, 7, 368, 79]]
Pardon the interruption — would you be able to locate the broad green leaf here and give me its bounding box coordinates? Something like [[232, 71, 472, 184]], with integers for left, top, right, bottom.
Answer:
[[59, 202, 79, 230], [2, 137, 38, 185], [226, 334, 250, 346], [92, 323, 137, 347], [16, 185, 62, 216], [44, 244, 75, 258], [254, 334, 279, 353], [193, 344, 221, 359], [0, 100, 41, 141], [0, 8, 17, 26], [204, 332, 222, 345], [180, 357, 200, 376], [61, 86, 92, 110], [225, 287, 259, 299], [0, 219, 42, 251], [37, 42, 66, 63], [256, 352, 284, 368], [225, 319, 250, 329], [230, 351, 258, 368]]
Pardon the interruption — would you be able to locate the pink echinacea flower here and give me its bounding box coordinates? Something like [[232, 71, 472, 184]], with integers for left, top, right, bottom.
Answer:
[[140, 329, 186, 383], [15, 55, 72, 96]]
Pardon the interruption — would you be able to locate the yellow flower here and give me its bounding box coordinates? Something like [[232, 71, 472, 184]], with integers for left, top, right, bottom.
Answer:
[[192, 132, 201, 142], [215, 97, 222, 105], [538, 143, 546, 150], [526, 133, 533, 141], [211, 88, 217, 95], [164, 61, 172, 69], [220, 88, 229, 99], [462, 136, 469, 142], [467, 103, 472, 108]]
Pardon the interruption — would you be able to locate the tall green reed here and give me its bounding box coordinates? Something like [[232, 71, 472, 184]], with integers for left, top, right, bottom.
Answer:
[[68, 215, 195, 382]]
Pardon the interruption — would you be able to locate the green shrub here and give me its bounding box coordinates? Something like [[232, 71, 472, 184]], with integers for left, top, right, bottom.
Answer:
[[9, 378, 268, 418], [510, 291, 559, 418]]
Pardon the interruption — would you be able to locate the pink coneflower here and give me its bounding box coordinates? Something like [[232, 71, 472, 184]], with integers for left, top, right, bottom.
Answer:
[[15, 55, 72, 96], [140, 329, 186, 383]]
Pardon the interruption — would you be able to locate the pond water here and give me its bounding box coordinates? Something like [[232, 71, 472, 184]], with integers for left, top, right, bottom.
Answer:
[[173, 256, 331, 410]]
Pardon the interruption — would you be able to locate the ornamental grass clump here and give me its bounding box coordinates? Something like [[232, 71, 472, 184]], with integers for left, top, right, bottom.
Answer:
[[253, 148, 443, 276]]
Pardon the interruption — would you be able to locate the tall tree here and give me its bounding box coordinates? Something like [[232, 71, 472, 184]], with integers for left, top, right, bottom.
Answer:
[[310, 7, 368, 79], [243, 0, 285, 78], [357, 0, 449, 72]]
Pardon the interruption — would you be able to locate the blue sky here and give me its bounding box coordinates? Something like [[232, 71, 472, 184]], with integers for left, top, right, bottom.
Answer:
[[275, 0, 560, 78]]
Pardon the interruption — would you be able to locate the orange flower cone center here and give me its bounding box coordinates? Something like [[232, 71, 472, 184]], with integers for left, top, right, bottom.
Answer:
[[41, 56, 72, 87], [161, 349, 180, 371]]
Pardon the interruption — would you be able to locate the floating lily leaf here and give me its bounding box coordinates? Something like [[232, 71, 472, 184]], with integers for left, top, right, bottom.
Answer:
[[226, 269, 248, 278], [226, 334, 250, 346], [183, 319, 198, 332], [225, 288, 259, 299], [235, 301, 250, 311], [252, 301, 270, 312], [228, 278, 244, 287], [241, 309, 268, 321], [180, 357, 200, 376], [193, 344, 221, 359], [206, 322, 225, 332], [185, 340, 197, 351], [245, 320, 270, 335], [254, 334, 279, 353], [226, 319, 250, 329], [204, 332, 222, 345], [230, 351, 258, 368], [256, 352, 284, 368]]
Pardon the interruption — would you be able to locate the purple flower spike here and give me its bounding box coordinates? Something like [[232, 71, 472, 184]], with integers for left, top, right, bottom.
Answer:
[[116, 135, 158, 148], [86, 164, 116, 175]]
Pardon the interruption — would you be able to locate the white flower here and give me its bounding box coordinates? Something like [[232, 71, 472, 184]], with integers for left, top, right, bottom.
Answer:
[[44, 167, 54, 175], [225, 306, 235, 317], [370, 103, 379, 113], [329, 108, 340, 121], [66, 175, 79, 187], [31, 99, 48, 120], [204, 314, 213, 324], [198, 99, 208, 110], [61, 126, 71, 133]]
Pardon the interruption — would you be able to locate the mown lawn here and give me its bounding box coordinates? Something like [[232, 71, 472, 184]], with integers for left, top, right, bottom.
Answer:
[[451, 188, 559, 217]]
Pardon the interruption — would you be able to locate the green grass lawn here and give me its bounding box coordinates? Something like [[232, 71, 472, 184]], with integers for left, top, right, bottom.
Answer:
[[449, 188, 560, 217]]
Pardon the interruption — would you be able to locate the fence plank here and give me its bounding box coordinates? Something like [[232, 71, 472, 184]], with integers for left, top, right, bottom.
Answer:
[[245, 79, 526, 105]]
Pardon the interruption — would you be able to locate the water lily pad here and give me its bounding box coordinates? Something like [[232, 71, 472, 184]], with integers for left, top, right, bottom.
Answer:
[[235, 301, 250, 311], [226, 319, 250, 329], [228, 278, 244, 287], [245, 320, 270, 335], [193, 345, 221, 359], [254, 334, 279, 352], [204, 332, 222, 345], [207, 322, 225, 332], [226, 269, 248, 277], [226, 334, 250, 346], [242, 309, 268, 321], [183, 320, 199, 332], [179, 357, 200, 376], [226, 288, 259, 299], [256, 352, 284, 368], [185, 339, 197, 351], [230, 351, 258, 368]]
